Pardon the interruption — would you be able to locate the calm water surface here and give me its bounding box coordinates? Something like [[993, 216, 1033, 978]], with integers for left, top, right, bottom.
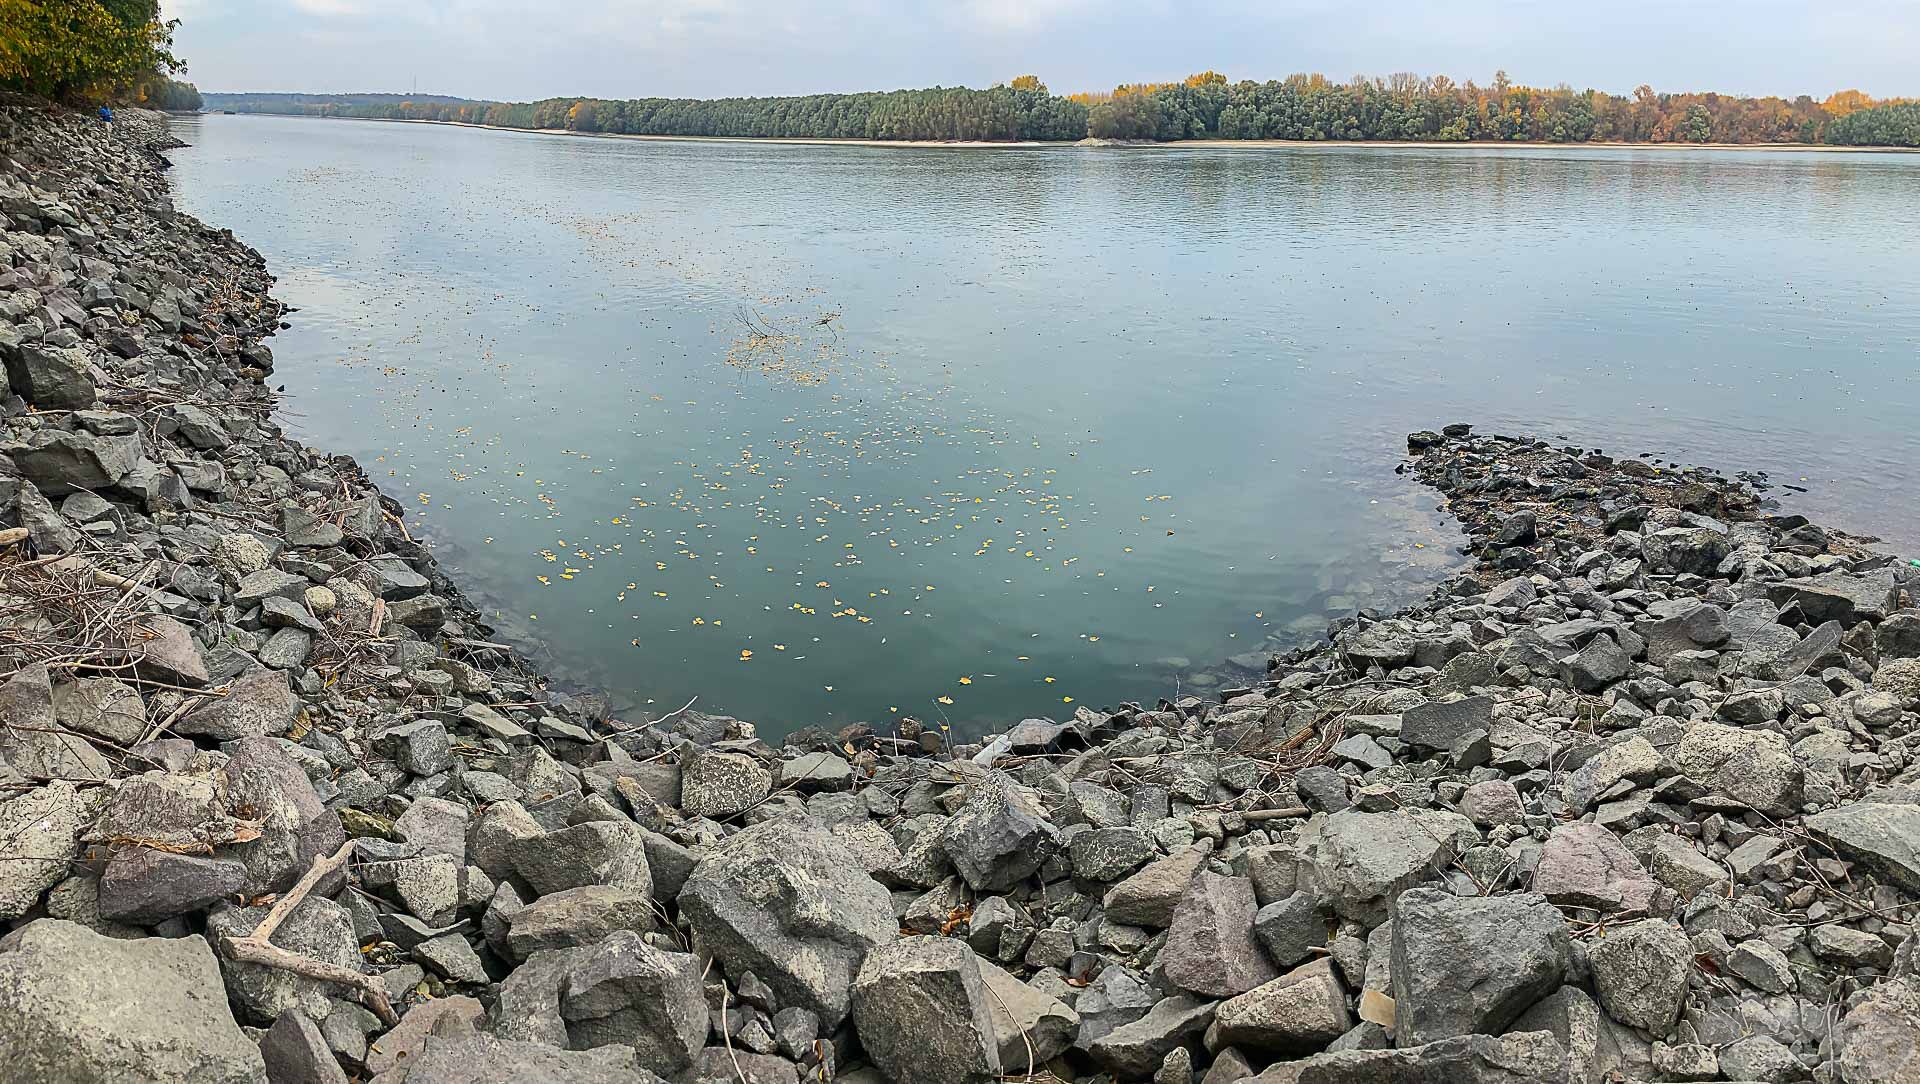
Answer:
[[165, 115, 1920, 734]]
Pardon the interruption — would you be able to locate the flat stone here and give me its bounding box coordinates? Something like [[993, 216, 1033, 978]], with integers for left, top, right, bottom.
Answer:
[[506, 885, 657, 959], [1533, 822, 1658, 915], [1807, 803, 1920, 893], [175, 668, 298, 740], [1083, 995, 1216, 1079], [1103, 845, 1209, 927], [1298, 808, 1476, 923], [1400, 695, 1494, 752], [1247, 1032, 1571, 1084], [680, 749, 772, 818], [49, 677, 145, 745], [977, 960, 1079, 1071], [97, 847, 248, 925], [1214, 958, 1354, 1054], [0, 918, 265, 1084]]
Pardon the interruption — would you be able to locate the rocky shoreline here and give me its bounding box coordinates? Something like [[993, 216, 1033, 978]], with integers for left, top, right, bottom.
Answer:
[[5, 99, 1920, 1084]]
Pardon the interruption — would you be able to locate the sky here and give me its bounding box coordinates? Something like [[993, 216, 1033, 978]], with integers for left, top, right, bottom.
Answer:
[[160, 0, 1918, 102]]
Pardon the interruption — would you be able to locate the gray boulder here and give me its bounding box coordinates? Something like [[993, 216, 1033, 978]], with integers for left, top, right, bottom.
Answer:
[[677, 818, 894, 1025], [1389, 888, 1570, 1047], [174, 668, 298, 741], [365, 1033, 657, 1083], [940, 772, 1059, 892], [0, 919, 265, 1083], [679, 749, 772, 818], [13, 428, 142, 493], [851, 936, 1001, 1084], [221, 736, 347, 896], [1103, 844, 1208, 927], [1298, 808, 1476, 923], [977, 960, 1079, 1072], [4, 344, 95, 409], [259, 1010, 348, 1084], [505, 885, 657, 959], [1214, 958, 1353, 1054], [1586, 919, 1692, 1033], [0, 781, 88, 921], [98, 847, 249, 924], [1082, 995, 1216, 1079], [1832, 977, 1920, 1084], [1668, 722, 1802, 815], [1807, 803, 1920, 893], [559, 931, 706, 1076]]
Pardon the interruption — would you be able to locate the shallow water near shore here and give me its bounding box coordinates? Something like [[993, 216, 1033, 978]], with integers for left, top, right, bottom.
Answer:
[[163, 113, 1920, 735]]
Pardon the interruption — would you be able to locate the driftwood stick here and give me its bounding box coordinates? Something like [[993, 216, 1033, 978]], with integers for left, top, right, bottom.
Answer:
[[217, 840, 398, 1025], [0, 527, 26, 547], [1240, 806, 1310, 822]]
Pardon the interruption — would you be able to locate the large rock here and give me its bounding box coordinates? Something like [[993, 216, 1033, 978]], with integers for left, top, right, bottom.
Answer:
[[1769, 568, 1897, 625], [1250, 1032, 1571, 1084], [940, 772, 1059, 892], [1831, 977, 1920, 1084], [1400, 696, 1494, 752], [13, 428, 142, 493], [1807, 803, 1920, 893], [1532, 822, 1658, 915], [1214, 958, 1353, 1054], [1160, 872, 1277, 997], [1668, 722, 1802, 815], [1389, 888, 1570, 1047], [4, 344, 95, 409], [559, 931, 706, 1076], [0, 781, 88, 921], [1640, 527, 1730, 576], [1082, 995, 1215, 1078], [1103, 844, 1208, 927], [1586, 918, 1692, 1033], [0, 919, 265, 1083], [677, 817, 894, 1025], [977, 960, 1079, 1072], [679, 749, 772, 818], [174, 668, 298, 741], [1510, 986, 1625, 1084], [98, 847, 249, 924], [1298, 808, 1476, 923], [0, 664, 113, 783], [506, 820, 653, 897], [221, 736, 347, 896], [50, 677, 146, 745], [851, 936, 1000, 1084], [506, 885, 658, 959]]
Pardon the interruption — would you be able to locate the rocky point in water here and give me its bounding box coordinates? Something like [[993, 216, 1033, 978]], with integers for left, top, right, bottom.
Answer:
[[4, 99, 1920, 1084]]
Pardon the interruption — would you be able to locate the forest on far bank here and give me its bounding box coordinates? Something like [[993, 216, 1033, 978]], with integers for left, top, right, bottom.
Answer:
[[203, 72, 1920, 147]]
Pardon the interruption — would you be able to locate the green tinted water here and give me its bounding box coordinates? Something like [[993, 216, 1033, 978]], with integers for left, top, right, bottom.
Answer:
[[166, 115, 1920, 734]]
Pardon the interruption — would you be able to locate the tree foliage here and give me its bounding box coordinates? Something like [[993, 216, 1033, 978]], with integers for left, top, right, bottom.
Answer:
[[209, 85, 1088, 143], [202, 73, 1920, 148], [0, 0, 181, 101]]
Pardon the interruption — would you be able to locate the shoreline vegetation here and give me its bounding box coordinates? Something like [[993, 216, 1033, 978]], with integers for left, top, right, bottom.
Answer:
[[255, 111, 1920, 154], [9, 81, 1920, 1084], [203, 72, 1920, 148]]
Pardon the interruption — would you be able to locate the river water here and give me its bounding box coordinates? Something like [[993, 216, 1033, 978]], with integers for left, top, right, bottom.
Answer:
[[165, 114, 1920, 735]]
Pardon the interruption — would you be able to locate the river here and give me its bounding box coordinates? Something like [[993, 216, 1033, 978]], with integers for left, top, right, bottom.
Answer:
[[164, 113, 1920, 735]]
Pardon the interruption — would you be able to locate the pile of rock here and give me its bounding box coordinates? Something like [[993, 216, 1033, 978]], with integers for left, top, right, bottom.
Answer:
[[6, 100, 1920, 1084]]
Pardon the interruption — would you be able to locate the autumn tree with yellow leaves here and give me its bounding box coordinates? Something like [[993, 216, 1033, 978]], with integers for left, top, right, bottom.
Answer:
[[0, 0, 183, 101]]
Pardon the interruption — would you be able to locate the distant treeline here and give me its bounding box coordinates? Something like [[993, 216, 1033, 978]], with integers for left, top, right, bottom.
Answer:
[[205, 85, 1089, 142], [203, 72, 1920, 147]]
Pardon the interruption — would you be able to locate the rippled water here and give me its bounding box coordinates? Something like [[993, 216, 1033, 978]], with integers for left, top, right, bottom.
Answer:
[[164, 114, 1920, 734]]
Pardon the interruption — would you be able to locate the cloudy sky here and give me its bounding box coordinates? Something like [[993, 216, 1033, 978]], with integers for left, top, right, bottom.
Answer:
[[160, 0, 1916, 101]]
